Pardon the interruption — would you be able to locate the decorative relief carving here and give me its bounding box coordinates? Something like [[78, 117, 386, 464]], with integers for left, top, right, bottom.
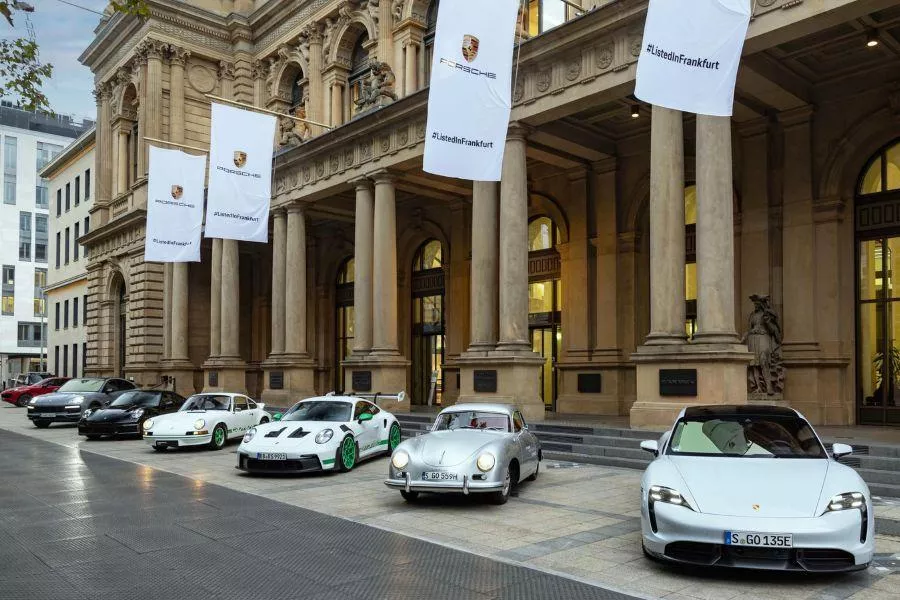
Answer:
[[250, 59, 264, 80], [756, 0, 778, 6], [565, 58, 581, 82], [513, 77, 525, 102], [397, 126, 408, 146], [218, 61, 235, 80], [167, 45, 190, 67], [536, 69, 552, 92], [360, 139, 373, 160], [303, 167, 311, 182], [629, 31, 643, 57], [380, 135, 390, 153], [354, 62, 398, 110], [188, 64, 216, 93], [316, 161, 325, 177], [595, 43, 614, 70], [743, 294, 784, 398], [391, 0, 404, 22], [415, 121, 425, 139], [330, 154, 340, 171], [344, 148, 354, 166]]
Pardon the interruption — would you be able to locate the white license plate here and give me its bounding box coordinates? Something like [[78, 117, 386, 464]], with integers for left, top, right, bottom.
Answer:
[[257, 452, 287, 460], [39, 413, 55, 418], [725, 531, 792, 548], [422, 471, 458, 481]]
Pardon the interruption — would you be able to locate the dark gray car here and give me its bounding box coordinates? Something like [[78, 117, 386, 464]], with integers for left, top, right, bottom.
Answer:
[[27, 378, 137, 428]]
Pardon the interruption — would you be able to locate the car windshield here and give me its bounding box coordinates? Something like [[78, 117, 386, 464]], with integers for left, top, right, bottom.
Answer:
[[433, 411, 510, 432], [57, 379, 105, 393], [36, 378, 54, 386], [110, 392, 160, 408], [667, 414, 827, 458], [180, 395, 230, 411], [283, 401, 352, 422]]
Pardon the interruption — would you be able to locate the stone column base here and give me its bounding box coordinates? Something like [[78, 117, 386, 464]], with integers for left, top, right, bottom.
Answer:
[[556, 362, 632, 416], [343, 355, 411, 413], [260, 356, 317, 407], [159, 360, 198, 398], [630, 343, 752, 430], [202, 358, 248, 395], [456, 352, 546, 421]]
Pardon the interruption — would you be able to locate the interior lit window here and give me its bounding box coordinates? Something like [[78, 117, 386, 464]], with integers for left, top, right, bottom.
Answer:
[[859, 140, 900, 195]]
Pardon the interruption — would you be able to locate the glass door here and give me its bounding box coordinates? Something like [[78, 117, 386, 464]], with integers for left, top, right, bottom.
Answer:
[[531, 326, 558, 410], [412, 294, 444, 406]]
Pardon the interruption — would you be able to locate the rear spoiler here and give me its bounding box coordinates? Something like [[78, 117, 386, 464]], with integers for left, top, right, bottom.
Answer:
[[325, 390, 408, 407]]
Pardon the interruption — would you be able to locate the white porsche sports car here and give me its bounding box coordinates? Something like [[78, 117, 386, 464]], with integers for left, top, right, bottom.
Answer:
[[640, 405, 874, 572], [236, 394, 403, 474], [143, 393, 271, 451]]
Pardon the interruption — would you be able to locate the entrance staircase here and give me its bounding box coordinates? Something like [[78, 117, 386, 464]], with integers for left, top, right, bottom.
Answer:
[[393, 413, 900, 499]]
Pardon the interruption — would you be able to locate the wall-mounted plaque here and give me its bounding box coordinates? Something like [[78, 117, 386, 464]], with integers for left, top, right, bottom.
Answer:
[[577, 373, 602, 394], [208, 371, 218, 387], [352, 370, 372, 392], [269, 371, 284, 390], [474, 370, 498, 393], [659, 369, 697, 397]]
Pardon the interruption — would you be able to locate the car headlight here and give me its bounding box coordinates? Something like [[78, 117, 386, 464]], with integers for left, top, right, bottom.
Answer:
[[476, 453, 495, 472], [130, 408, 144, 419], [143, 418, 154, 430], [827, 492, 865, 512], [648, 485, 694, 511], [392, 450, 409, 470], [82, 409, 93, 418], [193, 418, 206, 431], [243, 428, 256, 443], [69, 396, 85, 404], [28, 398, 37, 405], [315, 429, 333, 444]]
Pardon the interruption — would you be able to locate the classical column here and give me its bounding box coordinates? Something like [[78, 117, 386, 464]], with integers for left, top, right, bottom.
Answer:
[[353, 180, 374, 354], [738, 120, 770, 326], [593, 158, 619, 355], [305, 23, 325, 134], [371, 172, 400, 355], [220, 239, 240, 358], [645, 106, 686, 345], [116, 129, 128, 195], [285, 206, 308, 356], [141, 40, 164, 173], [468, 181, 499, 351], [169, 46, 191, 365], [171, 260, 190, 361], [378, 0, 394, 64], [694, 115, 740, 344], [163, 264, 172, 360], [270, 210, 286, 355], [496, 125, 531, 353], [404, 42, 418, 95], [209, 239, 222, 357], [330, 83, 343, 127]]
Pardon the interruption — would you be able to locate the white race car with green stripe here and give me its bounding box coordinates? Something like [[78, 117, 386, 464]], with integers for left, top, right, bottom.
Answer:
[[236, 396, 402, 474], [143, 393, 271, 451]]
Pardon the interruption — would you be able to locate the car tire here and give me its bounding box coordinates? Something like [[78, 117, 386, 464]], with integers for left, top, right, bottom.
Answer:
[[490, 465, 513, 505], [337, 435, 358, 472], [400, 490, 419, 502], [526, 457, 540, 482], [387, 422, 402, 453], [16, 394, 31, 408], [85, 434, 101, 441], [152, 445, 166, 452], [33, 420, 50, 429], [209, 424, 227, 450]]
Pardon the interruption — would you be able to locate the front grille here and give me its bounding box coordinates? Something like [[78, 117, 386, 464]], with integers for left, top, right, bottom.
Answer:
[[796, 549, 856, 571], [665, 542, 856, 571], [243, 456, 321, 472], [665, 542, 721, 565]]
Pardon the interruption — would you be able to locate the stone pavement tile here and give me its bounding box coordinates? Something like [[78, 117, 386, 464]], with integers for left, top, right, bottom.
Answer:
[[29, 534, 139, 567], [847, 590, 900, 600], [1, 573, 91, 600]]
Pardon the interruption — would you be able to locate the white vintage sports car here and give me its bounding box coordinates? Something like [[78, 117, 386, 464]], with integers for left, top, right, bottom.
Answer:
[[236, 393, 404, 474], [143, 393, 271, 451], [640, 405, 874, 572]]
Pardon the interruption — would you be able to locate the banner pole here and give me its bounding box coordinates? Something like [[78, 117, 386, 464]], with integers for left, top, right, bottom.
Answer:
[[144, 136, 208, 153], [204, 94, 333, 130]]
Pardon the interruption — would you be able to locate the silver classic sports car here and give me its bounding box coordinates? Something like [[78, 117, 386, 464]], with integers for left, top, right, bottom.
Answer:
[[385, 403, 541, 505]]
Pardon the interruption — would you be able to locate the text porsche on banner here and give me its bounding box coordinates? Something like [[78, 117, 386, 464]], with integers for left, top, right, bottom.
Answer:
[[422, 0, 520, 181], [634, 0, 752, 117], [204, 102, 277, 243], [144, 146, 207, 263]]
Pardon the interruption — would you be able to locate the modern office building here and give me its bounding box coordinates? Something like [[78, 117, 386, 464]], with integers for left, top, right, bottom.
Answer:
[[78, 0, 900, 426], [41, 128, 95, 379], [0, 103, 91, 386]]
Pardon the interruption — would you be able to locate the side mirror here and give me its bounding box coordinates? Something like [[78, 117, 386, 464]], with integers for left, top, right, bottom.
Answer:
[[640, 440, 659, 456], [358, 412, 374, 422], [273, 413, 283, 421], [832, 443, 853, 459]]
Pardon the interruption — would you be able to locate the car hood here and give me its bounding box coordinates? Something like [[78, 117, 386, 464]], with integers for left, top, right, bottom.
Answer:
[[33, 391, 104, 406], [241, 420, 334, 450], [410, 430, 506, 467], [671, 456, 829, 517], [87, 407, 142, 422]]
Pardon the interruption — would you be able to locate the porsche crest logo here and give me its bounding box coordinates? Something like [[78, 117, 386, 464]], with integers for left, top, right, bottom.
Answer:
[[233, 151, 247, 168], [752, 504, 760, 511], [461, 35, 480, 63], [171, 185, 183, 200]]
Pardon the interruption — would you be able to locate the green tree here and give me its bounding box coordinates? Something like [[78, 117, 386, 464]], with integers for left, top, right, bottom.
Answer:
[[0, 1, 149, 111]]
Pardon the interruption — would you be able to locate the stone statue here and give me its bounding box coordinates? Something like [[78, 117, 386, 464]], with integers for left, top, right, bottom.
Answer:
[[354, 61, 398, 110], [277, 108, 310, 147], [742, 294, 784, 396]]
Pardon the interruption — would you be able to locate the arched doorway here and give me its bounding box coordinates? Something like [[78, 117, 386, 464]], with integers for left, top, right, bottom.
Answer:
[[111, 274, 127, 378], [335, 258, 355, 391], [411, 240, 445, 406], [856, 138, 900, 425], [528, 216, 561, 410]]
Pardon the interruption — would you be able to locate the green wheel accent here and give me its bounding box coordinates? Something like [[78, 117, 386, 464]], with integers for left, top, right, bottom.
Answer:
[[341, 436, 356, 470], [388, 423, 401, 452], [209, 425, 226, 450], [322, 458, 335, 466]]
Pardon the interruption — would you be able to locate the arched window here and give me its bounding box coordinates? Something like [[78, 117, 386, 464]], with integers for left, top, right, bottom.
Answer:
[[335, 258, 355, 390], [859, 139, 900, 195], [424, 1, 439, 82], [348, 34, 371, 117], [528, 215, 561, 409], [411, 240, 445, 406], [290, 71, 305, 113], [528, 216, 559, 251]]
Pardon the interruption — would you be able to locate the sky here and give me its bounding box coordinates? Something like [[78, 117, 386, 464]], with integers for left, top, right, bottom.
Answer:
[[2, 0, 108, 121]]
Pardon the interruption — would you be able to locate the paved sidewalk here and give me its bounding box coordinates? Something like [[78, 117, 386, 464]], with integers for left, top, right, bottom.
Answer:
[[2, 405, 899, 600]]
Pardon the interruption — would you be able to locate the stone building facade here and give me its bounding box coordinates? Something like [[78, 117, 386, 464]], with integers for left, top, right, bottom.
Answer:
[[79, 0, 900, 427]]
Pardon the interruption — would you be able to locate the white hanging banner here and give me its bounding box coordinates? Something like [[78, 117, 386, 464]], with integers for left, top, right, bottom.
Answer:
[[634, 0, 751, 117], [144, 146, 206, 263], [422, 0, 520, 181], [205, 102, 277, 243]]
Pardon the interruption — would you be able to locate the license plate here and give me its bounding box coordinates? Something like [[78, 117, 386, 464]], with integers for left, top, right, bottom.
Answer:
[[257, 452, 287, 461], [39, 413, 55, 418], [725, 531, 792, 548], [422, 471, 458, 481]]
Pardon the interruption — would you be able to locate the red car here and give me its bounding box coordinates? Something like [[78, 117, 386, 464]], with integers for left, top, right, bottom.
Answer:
[[1, 377, 70, 407]]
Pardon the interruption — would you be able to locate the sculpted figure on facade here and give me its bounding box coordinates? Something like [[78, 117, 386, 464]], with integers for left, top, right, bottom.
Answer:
[[743, 294, 784, 396], [278, 108, 311, 147], [391, 0, 404, 22], [354, 61, 398, 110]]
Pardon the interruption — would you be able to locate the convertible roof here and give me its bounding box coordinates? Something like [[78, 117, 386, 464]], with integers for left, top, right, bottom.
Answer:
[[683, 405, 799, 418]]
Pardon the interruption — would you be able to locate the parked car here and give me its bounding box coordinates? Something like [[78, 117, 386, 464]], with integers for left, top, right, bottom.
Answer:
[[237, 394, 403, 474], [639, 404, 874, 572], [1, 377, 69, 407], [143, 393, 270, 451], [26, 377, 137, 428], [78, 390, 186, 439], [385, 403, 541, 505]]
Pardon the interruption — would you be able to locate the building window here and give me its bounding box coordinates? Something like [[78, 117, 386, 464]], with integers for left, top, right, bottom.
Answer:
[[63, 344, 68, 376], [54, 346, 59, 375], [74, 222, 80, 262], [73, 296, 79, 328], [56, 189, 61, 216], [19, 211, 31, 261], [35, 179, 48, 209], [55, 231, 61, 268], [17, 322, 42, 348], [64, 227, 70, 264], [1, 265, 13, 315], [348, 34, 371, 118], [65, 183, 70, 212], [82, 342, 86, 376], [131, 121, 139, 183], [74, 175, 81, 206], [36, 142, 62, 170], [85, 169, 91, 199], [335, 257, 355, 390], [4, 136, 17, 205], [72, 343, 78, 378], [83, 216, 90, 258], [64, 299, 69, 329], [520, 0, 570, 39], [83, 294, 87, 324], [35, 214, 47, 263], [33, 268, 46, 317], [55, 301, 60, 329]]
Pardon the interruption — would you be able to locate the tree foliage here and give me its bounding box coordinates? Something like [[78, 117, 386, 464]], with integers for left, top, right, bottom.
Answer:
[[0, 1, 149, 112]]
